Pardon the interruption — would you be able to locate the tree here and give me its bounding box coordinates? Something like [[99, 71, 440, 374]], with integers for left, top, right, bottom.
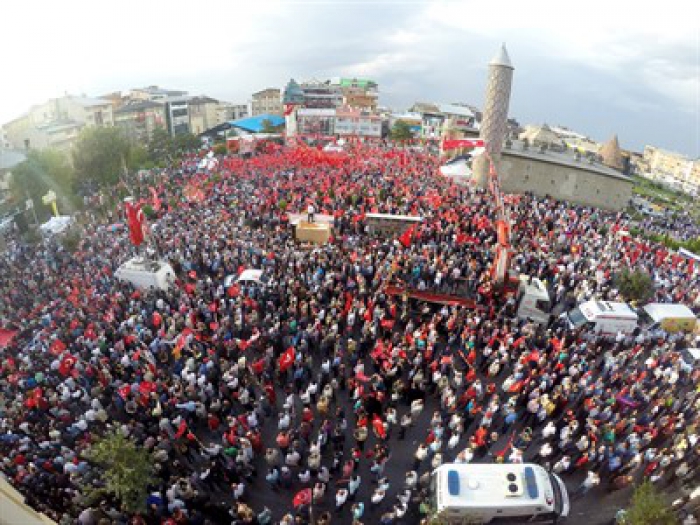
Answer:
[[73, 127, 132, 186], [127, 145, 150, 172], [9, 149, 77, 221], [84, 431, 156, 514], [173, 132, 201, 154], [260, 119, 283, 134], [213, 143, 228, 156], [390, 120, 413, 141], [614, 268, 655, 304], [624, 481, 677, 525], [147, 127, 175, 165]]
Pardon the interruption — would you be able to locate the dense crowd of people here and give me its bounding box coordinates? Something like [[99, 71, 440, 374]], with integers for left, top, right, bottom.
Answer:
[[1, 142, 699, 525]]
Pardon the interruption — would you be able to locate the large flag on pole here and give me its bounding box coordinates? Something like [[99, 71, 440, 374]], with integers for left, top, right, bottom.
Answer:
[[442, 138, 485, 151], [124, 198, 147, 246]]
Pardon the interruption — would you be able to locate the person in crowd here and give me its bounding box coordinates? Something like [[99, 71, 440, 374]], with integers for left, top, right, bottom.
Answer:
[[1, 142, 698, 525]]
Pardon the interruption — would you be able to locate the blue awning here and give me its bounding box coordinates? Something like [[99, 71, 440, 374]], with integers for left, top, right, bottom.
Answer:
[[229, 114, 285, 133]]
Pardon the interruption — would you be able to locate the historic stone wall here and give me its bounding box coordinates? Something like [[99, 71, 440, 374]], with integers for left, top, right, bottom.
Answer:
[[499, 152, 633, 211]]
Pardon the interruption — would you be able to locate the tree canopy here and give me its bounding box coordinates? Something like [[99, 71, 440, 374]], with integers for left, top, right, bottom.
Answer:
[[72, 126, 132, 186], [84, 431, 156, 514], [390, 120, 414, 141], [260, 119, 284, 134], [9, 148, 76, 220], [623, 481, 677, 525], [146, 129, 201, 166], [614, 268, 655, 304]]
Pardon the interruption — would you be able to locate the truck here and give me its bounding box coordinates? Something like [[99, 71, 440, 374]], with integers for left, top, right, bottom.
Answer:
[[640, 303, 697, 334], [115, 258, 176, 292], [383, 274, 551, 324], [515, 275, 552, 325], [430, 463, 570, 524]]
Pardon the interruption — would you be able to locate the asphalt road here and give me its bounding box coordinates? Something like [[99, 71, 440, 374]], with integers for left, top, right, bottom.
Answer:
[[224, 360, 635, 525]]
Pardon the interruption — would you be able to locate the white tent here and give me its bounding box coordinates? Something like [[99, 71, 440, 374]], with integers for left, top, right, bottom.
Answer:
[[439, 155, 473, 180], [40, 216, 73, 236]]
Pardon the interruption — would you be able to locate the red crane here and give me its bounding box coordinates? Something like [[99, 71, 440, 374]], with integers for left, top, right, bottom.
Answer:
[[441, 139, 518, 294]]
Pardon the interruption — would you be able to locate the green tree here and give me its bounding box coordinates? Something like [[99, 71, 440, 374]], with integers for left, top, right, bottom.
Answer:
[[10, 149, 77, 220], [260, 119, 283, 134], [147, 127, 175, 165], [141, 204, 156, 220], [127, 145, 150, 172], [84, 431, 156, 514], [614, 268, 655, 304], [624, 481, 677, 525], [213, 143, 228, 156], [73, 127, 132, 186], [173, 132, 201, 154], [390, 120, 414, 141]]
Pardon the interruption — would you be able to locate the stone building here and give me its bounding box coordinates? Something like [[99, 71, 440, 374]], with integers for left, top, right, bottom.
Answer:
[[499, 143, 633, 210]]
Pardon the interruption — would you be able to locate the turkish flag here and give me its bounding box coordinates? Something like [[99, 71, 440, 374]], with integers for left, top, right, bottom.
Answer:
[[442, 138, 485, 151], [380, 319, 395, 330], [50, 339, 67, 356], [175, 420, 188, 439], [293, 488, 312, 507], [252, 358, 265, 375], [278, 347, 295, 372], [124, 199, 146, 247], [372, 415, 387, 439], [152, 312, 162, 327], [399, 226, 415, 248], [118, 384, 131, 399], [58, 354, 77, 376]]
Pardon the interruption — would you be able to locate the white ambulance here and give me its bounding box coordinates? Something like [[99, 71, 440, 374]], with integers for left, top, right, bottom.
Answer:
[[564, 300, 638, 335], [430, 463, 569, 524]]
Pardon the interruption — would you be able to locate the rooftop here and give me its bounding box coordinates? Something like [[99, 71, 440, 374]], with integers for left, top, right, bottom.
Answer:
[[64, 95, 112, 107], [490, 43, 514, 69], [229, 114, 284, 133], [0, 149, 26, 171], [35, 119, 82, 134], [504, 140, 633, 183], [114, 100, 163, 114], [134, 86, 188, 96], [437, 103, 475, 118], [189, 96, 219, 105]]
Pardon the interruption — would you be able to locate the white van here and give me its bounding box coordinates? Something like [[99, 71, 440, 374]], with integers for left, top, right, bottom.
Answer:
[[224, 269, 271, 297], [564, 300, 638, 335], [430, 463, 569, 524], [516, 276, 551, 325], [115, 258, 176, 292], [640, 303, 697, 334]]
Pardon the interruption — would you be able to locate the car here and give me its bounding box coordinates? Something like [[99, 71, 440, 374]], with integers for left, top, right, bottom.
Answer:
[[224, 269, 272, 297]]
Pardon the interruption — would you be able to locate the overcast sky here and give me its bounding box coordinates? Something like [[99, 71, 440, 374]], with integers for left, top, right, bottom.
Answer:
[[3, 0, 698, 156]]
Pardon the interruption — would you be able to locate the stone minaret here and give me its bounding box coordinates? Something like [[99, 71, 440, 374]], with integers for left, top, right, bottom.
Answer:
[[473, 44, 514, 188]]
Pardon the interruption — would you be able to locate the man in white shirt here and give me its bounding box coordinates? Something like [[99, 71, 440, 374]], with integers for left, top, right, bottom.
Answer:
[[307, 204, 315, 223]]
